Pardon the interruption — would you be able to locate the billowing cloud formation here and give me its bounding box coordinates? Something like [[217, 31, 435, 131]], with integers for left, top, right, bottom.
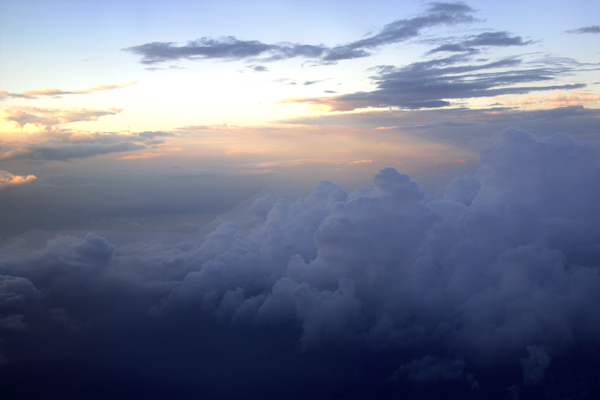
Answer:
[[0, 81, 137, 100], [282, 55, 586, 110], [124, 2, 476, 65], [0, 170, 37, 190], [0, 128, 598, 399]]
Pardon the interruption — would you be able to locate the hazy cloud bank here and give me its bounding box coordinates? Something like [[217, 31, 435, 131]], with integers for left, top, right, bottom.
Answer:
[[1, 127, 598, 398], [0, 106, 175, 161]]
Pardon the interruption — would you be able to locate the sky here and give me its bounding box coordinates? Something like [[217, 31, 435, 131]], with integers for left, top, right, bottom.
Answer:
[[0, 1, 599, 399]]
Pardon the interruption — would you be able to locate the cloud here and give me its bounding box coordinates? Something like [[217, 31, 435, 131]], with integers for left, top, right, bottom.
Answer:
[[281, 55, 587, 111], [0, 81, 137, 99], [520, 346, 551, 386], [392, 356, 466, 382], [123, 37, 322, 64], [3, 142, 146, 162], [1, 106, 122, 129], [321, 1, 476, 62], [428, 31, 532, 54], [0, 108, 180, 162], [0, 170, 37, 190], [0, 126, 153, 162], [274, 105, 600, 147], [247, 64, 268, 72], [566, 25, 600, 34], [136, 131, 174, 139], [124, 2, 476, 65], [119, 146, 182, 160], [495, 91, 600, 108], [0, 128, 598, 398]]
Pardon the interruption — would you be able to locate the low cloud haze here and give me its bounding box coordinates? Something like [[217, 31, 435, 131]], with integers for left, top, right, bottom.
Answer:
[[1, 128, 598, 399]]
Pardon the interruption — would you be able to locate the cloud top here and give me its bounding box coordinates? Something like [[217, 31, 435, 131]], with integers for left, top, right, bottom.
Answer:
[[0, 170, 37, 190], [0, 127, 598, 398]]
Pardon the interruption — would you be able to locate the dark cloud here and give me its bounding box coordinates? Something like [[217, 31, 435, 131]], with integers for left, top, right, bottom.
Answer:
[[322, 1, 475, 62], [566, 25, 600, 34], [428, 31, 532, 54], [247, 64, 269, 72], [0, 128, 598, 399], [124, 2, 476, 65], [282, 55, 586, 110], [124, 37, 326, 65], [136, 130, 174, 139], [6, 142, 146, 162], [0, 130, 158, 163]]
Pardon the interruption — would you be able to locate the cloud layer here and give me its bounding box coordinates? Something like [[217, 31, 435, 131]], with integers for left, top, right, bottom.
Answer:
[[1, 127, 598, 399], [281, 55, 586, 110], [124, 2, 477, 65], [0, 106, 176, 162]]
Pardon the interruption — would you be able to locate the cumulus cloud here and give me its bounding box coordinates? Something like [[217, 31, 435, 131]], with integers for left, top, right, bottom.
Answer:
[[124, 2, 476, 65], [0, 81, 137, 100], [0, 170, 37, 190], [0, 128, 598, 398]]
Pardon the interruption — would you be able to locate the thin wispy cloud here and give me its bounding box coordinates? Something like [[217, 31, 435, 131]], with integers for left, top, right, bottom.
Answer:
[[0, 81, 137, 100], [565, 25, 600, 34], [427, 31, 533, 54]]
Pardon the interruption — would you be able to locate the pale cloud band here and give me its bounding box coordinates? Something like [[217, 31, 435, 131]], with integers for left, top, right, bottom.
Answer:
[[1, 106, 122, 129], [0, 81, 137, 100]]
